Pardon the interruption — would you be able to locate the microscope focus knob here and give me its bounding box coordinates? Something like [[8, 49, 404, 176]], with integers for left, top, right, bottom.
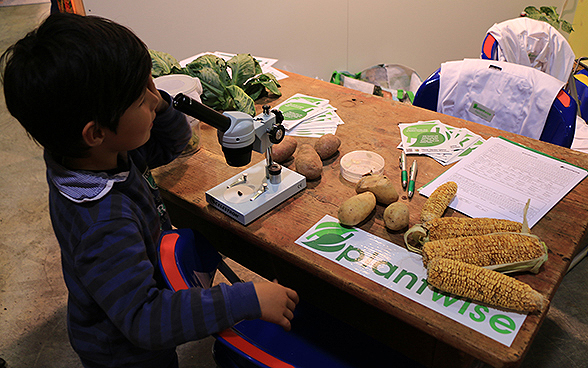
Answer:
[[268, 124, 286, 144], [271, 109, 284, 125]]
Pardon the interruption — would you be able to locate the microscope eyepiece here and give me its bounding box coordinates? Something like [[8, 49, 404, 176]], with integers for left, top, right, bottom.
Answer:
[[172, 93, 231, 132]]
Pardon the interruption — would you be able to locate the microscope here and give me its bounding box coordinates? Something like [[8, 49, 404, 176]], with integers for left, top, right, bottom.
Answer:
[[173, 94, 306, 225]]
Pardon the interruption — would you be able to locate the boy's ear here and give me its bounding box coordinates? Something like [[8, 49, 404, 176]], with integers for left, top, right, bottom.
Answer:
[[81, 121, 105, 147]]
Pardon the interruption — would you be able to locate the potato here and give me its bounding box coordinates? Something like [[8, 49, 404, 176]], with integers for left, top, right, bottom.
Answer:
[[314, 134, 341, 160], [383, 202, 410, 231], [355, 174, 399, 205], [338, 192, 377, 226], [271, 136, 297, 163], [294, 144, 322, 180]]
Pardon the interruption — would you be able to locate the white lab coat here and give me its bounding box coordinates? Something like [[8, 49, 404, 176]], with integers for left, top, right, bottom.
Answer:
[[438, 59, 564, 140], [486, 17, 575, 83]]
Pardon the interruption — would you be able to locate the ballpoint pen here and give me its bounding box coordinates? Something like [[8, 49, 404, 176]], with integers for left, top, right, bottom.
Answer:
[[399, 151, 407, 190], [408, 160, 417, 199]]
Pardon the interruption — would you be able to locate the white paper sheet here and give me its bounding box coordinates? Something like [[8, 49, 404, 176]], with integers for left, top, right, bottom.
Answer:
[[419, 137, 588, 227]]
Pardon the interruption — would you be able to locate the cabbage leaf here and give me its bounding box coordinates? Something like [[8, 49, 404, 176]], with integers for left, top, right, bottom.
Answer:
[[150, 50, 281, 116]]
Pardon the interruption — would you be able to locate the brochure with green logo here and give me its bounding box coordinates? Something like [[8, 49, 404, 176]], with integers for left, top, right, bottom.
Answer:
[[399, 121, 485, 165], [287, 106, 344, 137], [274, 93, 331, 130], [399, 121, 456, 154]]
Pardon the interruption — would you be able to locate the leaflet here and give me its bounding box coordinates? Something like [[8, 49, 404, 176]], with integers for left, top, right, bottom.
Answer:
[[399, 121, 455, 154], [274, 93, 332, 130], [399, 121, 485, 165], [419, 137, 588, 227]]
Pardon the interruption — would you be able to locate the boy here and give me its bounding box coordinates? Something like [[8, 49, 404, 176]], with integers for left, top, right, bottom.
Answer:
[[1, 12, 298, 368]]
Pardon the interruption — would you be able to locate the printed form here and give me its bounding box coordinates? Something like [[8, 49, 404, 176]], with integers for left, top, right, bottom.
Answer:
[[420, 137, 588, 228]]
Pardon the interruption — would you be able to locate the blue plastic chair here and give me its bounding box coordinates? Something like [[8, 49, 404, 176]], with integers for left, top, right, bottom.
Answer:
[[412, 66, 577, 148], [158, 229, 424, 368], [572, 58, 588, 122]]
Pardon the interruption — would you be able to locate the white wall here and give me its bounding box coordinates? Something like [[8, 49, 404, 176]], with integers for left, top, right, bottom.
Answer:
[[82, 0, 577, 81]]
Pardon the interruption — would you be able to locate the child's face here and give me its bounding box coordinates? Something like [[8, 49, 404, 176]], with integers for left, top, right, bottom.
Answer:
[[103, 76, 159, 152]]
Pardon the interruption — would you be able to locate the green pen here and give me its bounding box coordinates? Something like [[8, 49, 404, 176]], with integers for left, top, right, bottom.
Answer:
[[408, 160, 417, 199], [399, 151, 408, 189]]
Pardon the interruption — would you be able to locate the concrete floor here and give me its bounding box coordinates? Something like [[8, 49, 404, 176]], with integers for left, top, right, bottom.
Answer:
[[1, 4, 588, 368]]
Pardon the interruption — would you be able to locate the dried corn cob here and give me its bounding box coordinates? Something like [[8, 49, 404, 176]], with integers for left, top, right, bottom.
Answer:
[[422, 233, 548, 273], [427, 258, 548, 313], [404, 217, 523, 254], [420, 181, 458, 223], [425, 217, 522, 241]]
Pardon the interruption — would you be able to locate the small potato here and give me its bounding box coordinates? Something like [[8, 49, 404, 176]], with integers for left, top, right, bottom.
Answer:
[[314, 134, 341, 160], [271, 136, 297, 163], [294, 144, 322, 180], [355, 174, 399, 205], [338, 192, 377, 226], [383, 202, 410, 231]]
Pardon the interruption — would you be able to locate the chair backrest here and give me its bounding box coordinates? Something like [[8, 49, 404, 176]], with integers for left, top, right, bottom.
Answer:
[[481, 17, 575, 83], [157, 230, 296, 368], [158, 229, 221, 291], [575, 68, 588, 121], [413, 62, 577, 148]]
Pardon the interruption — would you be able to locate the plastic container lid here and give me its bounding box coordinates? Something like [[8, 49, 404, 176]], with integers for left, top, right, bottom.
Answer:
[[153, 74, 202, 100], [340, 150, 385, 183]]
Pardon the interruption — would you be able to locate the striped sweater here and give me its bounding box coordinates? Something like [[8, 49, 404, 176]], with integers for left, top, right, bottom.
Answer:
[[45, 93, 261, 367]]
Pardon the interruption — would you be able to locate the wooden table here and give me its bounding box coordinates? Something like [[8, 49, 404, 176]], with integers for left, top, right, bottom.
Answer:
[[153, 71, 588, 368]]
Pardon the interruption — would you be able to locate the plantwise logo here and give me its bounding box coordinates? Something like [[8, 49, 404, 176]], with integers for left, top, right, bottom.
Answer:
[[296, 215, 526, 346], [302, 222, 357, 252]]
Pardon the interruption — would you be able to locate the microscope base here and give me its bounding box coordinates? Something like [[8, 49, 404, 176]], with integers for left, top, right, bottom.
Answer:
[[205, 160, 307, 225]]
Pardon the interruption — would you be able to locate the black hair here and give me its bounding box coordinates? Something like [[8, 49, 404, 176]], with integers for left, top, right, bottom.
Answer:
[[0, 12, 152, 158]]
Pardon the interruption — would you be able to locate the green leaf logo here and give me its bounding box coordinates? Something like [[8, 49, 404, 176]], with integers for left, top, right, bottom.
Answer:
[[410, 132, 445, 147], [302, 222, 356, 252], [401, 124, 437, 139], [281, 108, 307, 120]]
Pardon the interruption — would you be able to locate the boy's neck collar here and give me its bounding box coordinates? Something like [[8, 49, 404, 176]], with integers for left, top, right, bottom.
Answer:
[[61, 152, 128, 172]]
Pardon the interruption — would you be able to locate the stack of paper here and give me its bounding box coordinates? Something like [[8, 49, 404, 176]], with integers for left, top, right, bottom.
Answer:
[[398, 120, 485, 165], [273, 93, 345, 137]]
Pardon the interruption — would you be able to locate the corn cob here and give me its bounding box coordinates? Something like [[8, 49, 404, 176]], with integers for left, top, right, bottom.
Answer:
[[420, 181, 458, 223], [404, 217, 523, 254], [425, 217, 523, 241], [427, 258, 548, 313], [422, 233, 548, 273]]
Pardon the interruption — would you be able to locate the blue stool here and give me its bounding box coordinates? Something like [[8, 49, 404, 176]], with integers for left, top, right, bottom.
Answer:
[[158, 229, 424, 368]]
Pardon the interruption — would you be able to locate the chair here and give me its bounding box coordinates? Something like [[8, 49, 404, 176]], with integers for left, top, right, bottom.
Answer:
[[481, 18, 588, 118], [412, 60, 577, 148], [158, 229, 424, 368]]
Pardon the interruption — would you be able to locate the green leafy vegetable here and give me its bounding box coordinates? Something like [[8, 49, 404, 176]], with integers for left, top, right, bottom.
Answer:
[[149, 50, 281, 116], [149, 50, 183, 78], [523, 6, 574, 34]]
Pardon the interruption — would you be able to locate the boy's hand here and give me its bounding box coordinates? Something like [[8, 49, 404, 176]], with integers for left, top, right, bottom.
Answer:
[[254, 280, 299, 331], [147, 76, 169, 113]]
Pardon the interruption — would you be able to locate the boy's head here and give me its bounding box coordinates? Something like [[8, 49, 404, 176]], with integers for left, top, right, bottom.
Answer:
[[1, 12, 152, 158]]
